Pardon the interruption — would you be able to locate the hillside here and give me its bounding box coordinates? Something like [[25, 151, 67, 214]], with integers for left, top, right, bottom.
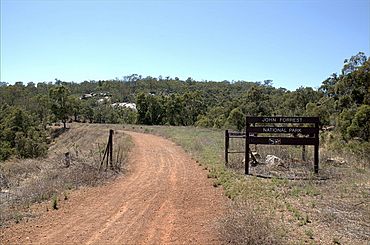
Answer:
[[1, 52, 369, 163]]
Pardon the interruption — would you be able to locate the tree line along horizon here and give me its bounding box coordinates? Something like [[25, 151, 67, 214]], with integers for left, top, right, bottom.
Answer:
[[0, 52, 369, 161]]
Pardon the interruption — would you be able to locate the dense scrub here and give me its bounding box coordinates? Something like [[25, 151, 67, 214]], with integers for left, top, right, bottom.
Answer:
[[0, 106, 48, 161], [0, 52, 369, 161]]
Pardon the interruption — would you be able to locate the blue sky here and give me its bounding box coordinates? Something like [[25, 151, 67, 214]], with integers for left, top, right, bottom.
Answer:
[[1, 0, 369, 90]]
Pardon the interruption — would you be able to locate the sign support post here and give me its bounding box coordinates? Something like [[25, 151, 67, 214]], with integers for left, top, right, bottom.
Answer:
[[314, 121, 319, 174]]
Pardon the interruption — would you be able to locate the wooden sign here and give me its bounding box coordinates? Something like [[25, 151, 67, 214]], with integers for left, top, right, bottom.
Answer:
[[245, 116, 319, 175]]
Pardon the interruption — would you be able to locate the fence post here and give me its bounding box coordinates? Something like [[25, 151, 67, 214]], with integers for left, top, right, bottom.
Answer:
[[100, 129, 114, 171], [245, 118, 250, 175], [109, 129, 114, 169], [225, 130, 229, 165]]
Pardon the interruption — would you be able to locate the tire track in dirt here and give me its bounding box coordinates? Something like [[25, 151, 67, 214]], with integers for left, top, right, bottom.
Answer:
[[2, 131, 227, 244]]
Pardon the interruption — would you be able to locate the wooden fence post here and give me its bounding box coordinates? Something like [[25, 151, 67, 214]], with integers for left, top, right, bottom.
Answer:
[[109, 129, 114, 169], [225, 130, 229, 165], [100, 129, 114, 171], [245, 119, 250, 175]]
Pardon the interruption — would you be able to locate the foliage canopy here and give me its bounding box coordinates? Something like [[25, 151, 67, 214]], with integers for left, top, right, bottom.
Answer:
[[0, 52, 369, 161]]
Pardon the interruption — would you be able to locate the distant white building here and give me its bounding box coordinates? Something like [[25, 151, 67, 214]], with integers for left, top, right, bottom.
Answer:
[[80, 93, 93, 100], [111, 102, 137, 111], [97, 96, 111, 103]]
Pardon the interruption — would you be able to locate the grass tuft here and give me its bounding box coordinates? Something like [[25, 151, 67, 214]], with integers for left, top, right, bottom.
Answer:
[[52, 195, 58, 210]]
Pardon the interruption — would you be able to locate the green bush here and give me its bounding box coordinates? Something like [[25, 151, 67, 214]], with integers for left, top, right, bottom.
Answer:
[[347, 104, 370, 141], [226, 107, 245, 131], [0, 141, 13, 161], [0, 106, 48, 161], [195, 115, 212, 128], [14, 131, 47, 158]]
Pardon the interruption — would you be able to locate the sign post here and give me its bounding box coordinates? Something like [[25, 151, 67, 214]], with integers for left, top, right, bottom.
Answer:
[[245, 117, 319, 175]]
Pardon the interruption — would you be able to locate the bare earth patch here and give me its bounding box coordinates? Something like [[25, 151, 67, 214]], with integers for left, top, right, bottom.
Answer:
[[1, 130, 227, 244]]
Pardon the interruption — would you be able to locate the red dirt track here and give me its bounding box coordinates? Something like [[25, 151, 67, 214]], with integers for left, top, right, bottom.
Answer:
[[2, 131, 227, 244]]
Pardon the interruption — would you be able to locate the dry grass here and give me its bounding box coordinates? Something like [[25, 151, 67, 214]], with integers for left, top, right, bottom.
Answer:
[[219, 198, 283, 245], [0, 123, 132, 226]]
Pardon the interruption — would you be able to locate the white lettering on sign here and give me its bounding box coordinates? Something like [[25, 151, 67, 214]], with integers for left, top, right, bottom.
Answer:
[[268, 138, 281, 145], [260, 117, 304, 123], [262, 117, 277, 123], [288, 128, 302, 133], [262, 127, 287, 133], [279, 117, 303, 123]]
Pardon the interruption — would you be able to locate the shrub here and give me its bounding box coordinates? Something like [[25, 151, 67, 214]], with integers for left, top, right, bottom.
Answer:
[[195, 115, 212, 128], [226, 107, 245, 131], [0, 106, 48, 160], [347, 104, 370, 141], [0, 141, 13, 161], [14, 130, 48, 159]]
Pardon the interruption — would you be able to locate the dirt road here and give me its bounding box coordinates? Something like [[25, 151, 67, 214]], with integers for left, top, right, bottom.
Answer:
[[2, 131, 227, 244]]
